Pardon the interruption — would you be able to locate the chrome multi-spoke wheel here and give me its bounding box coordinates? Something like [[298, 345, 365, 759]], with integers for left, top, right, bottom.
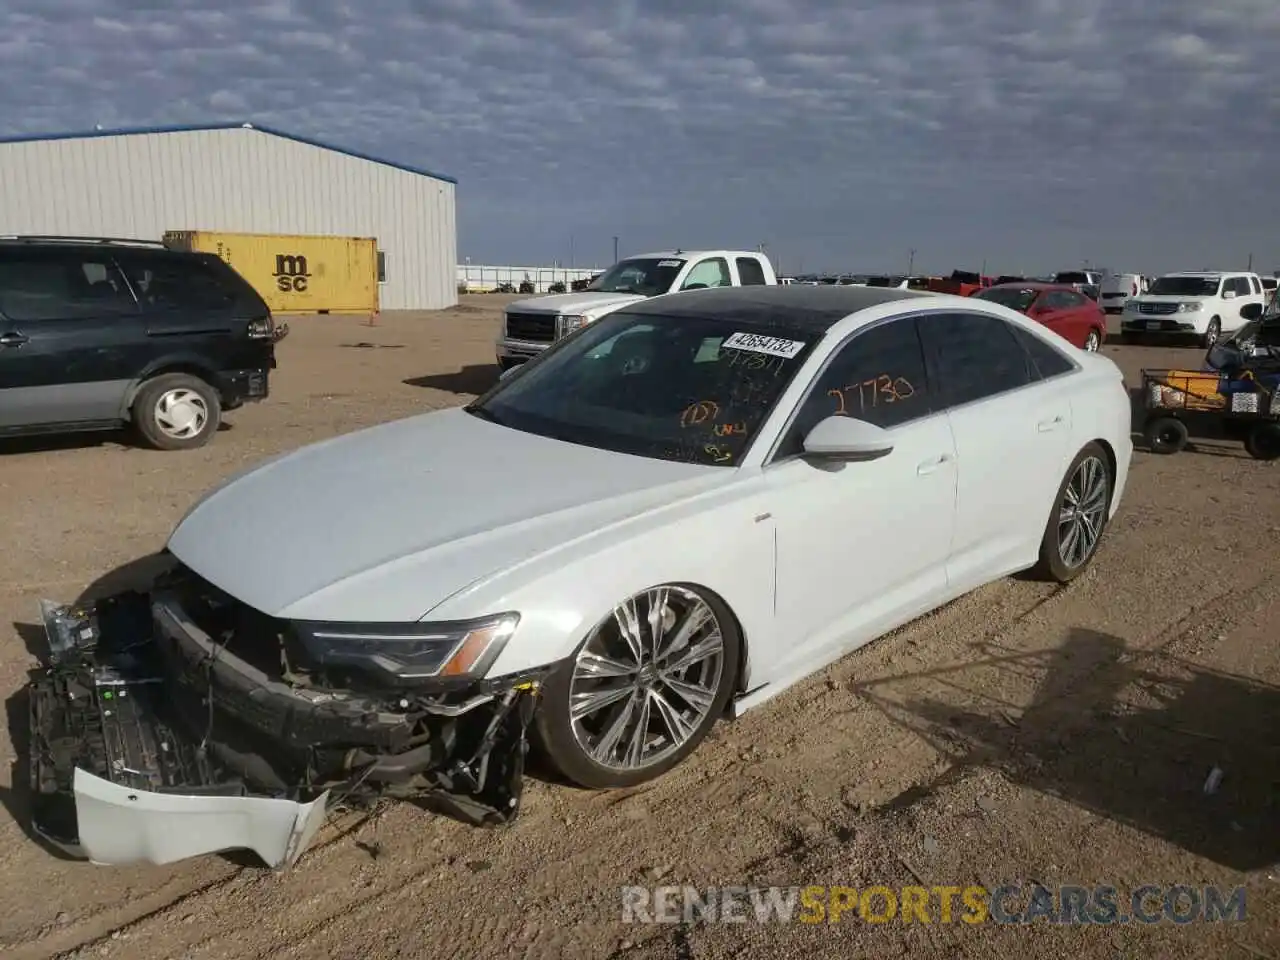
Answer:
[[571, 586, 725, 770], [1056, 454, 1109, 569], [1083, 329, 1101, 352], [1034, 442, 1113, 584], [536, 584, 740, 788]]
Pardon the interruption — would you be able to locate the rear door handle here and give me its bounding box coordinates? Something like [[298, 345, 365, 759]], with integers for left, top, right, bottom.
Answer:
[[917, 453, 954, 476], [1037, 415, 1065, 433], [0, 332, 28, 347]]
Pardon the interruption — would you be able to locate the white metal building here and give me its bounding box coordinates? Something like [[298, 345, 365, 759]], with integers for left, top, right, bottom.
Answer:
[[0, 122, 458, 310]]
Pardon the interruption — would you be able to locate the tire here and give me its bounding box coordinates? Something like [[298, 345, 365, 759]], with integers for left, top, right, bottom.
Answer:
[[1202, 317, 1221, 350], [1031, 442, 1114, 583], [534, 584, 742, 790], [1244, 422, 1280, 461], [1143, 416, 1189, 455], [131, 373, 221, 451], [1083, 329, 1102, 352]]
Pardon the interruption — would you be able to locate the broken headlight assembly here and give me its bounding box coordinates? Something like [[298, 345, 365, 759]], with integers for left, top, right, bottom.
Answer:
[[292, 613, 519, 683]]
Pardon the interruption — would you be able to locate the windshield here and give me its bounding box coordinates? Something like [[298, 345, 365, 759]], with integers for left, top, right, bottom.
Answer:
[[586, 258, 685, 295], [975, 286, 1039, 312], [468, 311, 817, 466], [1053, 272, 1090, 284], [1149, 276, 1220, 297]]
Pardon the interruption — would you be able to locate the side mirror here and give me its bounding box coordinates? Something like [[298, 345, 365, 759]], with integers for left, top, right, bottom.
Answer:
[[801, 416, 894, 461], [1240, 302, 1263, 321], [498, 363, 521, 381], [682, 282, 709, 291]]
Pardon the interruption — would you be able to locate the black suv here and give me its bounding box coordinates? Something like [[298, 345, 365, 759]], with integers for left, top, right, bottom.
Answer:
[[0, 237, 285, 450]]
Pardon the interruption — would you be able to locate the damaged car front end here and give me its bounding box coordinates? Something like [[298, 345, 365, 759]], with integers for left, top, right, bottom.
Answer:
[[28, 561, 546, 869]]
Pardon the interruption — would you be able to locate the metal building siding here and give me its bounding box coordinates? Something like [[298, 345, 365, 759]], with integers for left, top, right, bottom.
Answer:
[[0, 127, 457, 310]]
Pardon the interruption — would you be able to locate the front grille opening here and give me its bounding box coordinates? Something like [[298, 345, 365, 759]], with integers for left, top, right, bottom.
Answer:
[[167, 566, 294, 681]]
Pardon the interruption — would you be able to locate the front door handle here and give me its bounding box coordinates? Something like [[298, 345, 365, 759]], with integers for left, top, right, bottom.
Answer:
[[0, 332, 28, 347], [1037, 415, 1065, 433], [917, 453, 954, 476]]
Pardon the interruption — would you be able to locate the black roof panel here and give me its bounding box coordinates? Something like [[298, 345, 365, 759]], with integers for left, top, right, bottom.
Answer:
[[621, 284, 929, 332]]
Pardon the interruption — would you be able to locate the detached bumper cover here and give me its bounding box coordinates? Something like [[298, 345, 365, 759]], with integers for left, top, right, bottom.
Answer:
[[26, 587, 543, 868], [70, 768, 327, 868]]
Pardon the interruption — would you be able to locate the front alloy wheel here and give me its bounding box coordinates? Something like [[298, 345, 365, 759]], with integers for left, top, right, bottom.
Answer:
[[534, 584, 741, 789], [1033, 442, 1112, 583], [1083, 329, 1101, 352]]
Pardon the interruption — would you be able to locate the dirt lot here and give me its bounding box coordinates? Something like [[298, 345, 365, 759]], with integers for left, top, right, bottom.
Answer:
[[0, 295, 1277, 959]]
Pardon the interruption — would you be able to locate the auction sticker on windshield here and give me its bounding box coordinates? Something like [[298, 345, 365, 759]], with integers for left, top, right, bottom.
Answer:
[[658, 260, 683, 267], [723, 332, 807, 358]]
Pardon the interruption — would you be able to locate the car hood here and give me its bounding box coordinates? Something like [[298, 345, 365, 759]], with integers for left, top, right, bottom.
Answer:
[[166, 408, 726, 622], [507, 291, 648, 315]]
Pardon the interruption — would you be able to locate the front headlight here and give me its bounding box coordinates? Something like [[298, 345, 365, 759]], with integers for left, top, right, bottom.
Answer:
[[556, 314, 589, 336], [293, 613, 519, 682], [1123, 299, 1137, 312], [1178, 301, 1204, 313]]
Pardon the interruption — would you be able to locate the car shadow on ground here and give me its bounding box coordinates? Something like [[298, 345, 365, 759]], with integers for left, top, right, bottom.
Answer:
[[403, 365, 501, 395], [851, 627, 1280, 872], [0, 423, 232, 456]]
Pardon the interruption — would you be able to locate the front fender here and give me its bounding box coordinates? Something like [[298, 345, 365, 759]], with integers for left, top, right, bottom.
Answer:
[[433, 491, 777, 687]]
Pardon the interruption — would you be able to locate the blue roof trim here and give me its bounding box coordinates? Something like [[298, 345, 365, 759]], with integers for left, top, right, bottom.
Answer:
[[0, 121, 458, 185]]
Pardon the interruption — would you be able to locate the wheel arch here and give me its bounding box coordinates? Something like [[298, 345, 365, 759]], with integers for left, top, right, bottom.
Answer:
[[120, 357, 221, 419]]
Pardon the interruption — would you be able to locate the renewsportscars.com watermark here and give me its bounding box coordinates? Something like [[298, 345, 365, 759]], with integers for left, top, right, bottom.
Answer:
[[621, 884, 1247, 925]]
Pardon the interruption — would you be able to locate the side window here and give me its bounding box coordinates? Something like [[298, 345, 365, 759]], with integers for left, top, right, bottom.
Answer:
[[1062, 291, 1089, 309], [1010, 324, 1076, 379], [776, 318, 931, 459], [1040, 291, 1070, 310], [681, 258, 731, 290], [735, 257, 767, 286], [919, 312, 1037, 408], [1226, 276, 1248, 297], [116, 254, 240, 312], [0, 253, 136, 321]]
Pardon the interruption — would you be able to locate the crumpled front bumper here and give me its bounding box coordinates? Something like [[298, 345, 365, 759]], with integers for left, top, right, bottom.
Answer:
[[26, 585, 542, 869], [64, 768, 328, 868]]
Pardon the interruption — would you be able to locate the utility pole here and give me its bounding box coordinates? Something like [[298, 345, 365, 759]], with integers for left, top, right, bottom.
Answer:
[[570, 235, 575, 269], [613, 236, 619, 263], [1247, 252, 1253, 271], [908, 248, 916, 275]]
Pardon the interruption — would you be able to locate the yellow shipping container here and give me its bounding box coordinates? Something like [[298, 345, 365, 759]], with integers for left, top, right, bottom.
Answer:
[[163, 230, 379, 315]]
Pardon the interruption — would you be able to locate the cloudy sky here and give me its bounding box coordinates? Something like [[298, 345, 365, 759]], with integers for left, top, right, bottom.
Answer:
[[2, 0, 1277, 275]]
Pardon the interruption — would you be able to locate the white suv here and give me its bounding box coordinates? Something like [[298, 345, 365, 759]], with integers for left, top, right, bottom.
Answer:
[[1121, 271, 1266, 348]]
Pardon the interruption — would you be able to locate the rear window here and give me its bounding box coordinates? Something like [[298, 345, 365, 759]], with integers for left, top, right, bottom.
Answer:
[[115, 251, 268, 314]]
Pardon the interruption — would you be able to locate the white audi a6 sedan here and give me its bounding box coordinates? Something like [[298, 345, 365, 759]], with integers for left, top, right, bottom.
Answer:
[[31, 284, 1132, 866]]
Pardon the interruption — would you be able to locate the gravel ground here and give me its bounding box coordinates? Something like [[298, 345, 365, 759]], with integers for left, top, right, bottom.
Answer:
[[0, 296, 1277, 959]]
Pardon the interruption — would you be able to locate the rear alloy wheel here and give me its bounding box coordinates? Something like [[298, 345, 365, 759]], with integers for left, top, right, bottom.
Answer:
[[132, 373, 221, 451], [1083, 329, 1102, 352], [1032, 442, 1112, 583], [534, 584, 741, 789], [1202, 317, 1221, 350]]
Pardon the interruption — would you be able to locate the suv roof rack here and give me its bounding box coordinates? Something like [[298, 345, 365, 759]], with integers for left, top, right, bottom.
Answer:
[[0, 235, 169, 248]]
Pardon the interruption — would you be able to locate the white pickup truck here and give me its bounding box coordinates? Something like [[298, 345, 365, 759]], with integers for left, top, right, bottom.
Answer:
[[495, 249, 778, 368]]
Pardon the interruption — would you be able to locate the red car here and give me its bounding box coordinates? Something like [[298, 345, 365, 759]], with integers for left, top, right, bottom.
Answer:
[[973, 282, 1106, 352]]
